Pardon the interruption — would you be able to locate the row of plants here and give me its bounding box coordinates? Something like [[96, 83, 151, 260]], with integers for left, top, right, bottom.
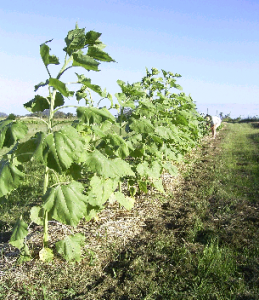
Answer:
[[0, 24, 208, 263]]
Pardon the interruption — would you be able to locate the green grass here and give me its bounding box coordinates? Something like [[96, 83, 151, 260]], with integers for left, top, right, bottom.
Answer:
[[0, 122, 259, 299]]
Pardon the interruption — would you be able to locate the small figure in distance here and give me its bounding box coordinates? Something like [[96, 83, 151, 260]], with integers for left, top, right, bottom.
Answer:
[[205, 115, 222, 139]]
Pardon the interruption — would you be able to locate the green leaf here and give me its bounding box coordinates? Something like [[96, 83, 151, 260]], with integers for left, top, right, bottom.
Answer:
[[100, 120, 113, 132], [160, 145, 178, 161], [101, 133, 129, 159], [138, 180, 148, 193], [111, 192, 135, 210], [152, 179, 165, 193], [55, 233, 85, 262], [16, 126, 84, 173], [115, 93, 135, 109], [72, 52, 100, 71], [64, 28, 86, 55], [34, 80, 49, 92], [30, 206, 45, 226], [129, 119, 154, 134], [151, 68, 159, 75], [150, 134, 163, 144], [17, 243, 32, 264], [67, 163, 82, 180], [85, 30, 102, 45], [39, 247, 54, 262], [87, 175, 116, 206], [50, 92, 65, 109], [84, 204, 102, 222], [162, 162, 178, 176], [9, 216, 28, 249], [42, 181, 89, 226], [0, 119, 28, 148], [129, 186, 137, 197], [169, 79, 183, 90], [76, 90, 88, 101], [24, 95, 49, 112], [82, 150, 134, 179], [77, 107, 115, 125], [87, 46, 115, 62], [49, 78, 74, 98], [117, 81, 145, 98], [112, 158, 135, 178], [24, 93, 64, 112], [136, 161, 161, 179], [75, 73, 103, 96], [40, 42, 59, 66], [0, 160, 24, 197], [161, 69, 168, 77]]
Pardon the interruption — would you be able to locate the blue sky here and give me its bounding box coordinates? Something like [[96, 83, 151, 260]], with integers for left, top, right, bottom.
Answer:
[[0, 0, 258, 117]]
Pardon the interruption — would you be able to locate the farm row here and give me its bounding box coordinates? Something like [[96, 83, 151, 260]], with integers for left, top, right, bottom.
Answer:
[[0, 25, 208, 263]]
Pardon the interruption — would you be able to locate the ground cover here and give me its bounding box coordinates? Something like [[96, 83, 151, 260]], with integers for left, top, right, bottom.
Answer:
[[0, 122, 258, 299]]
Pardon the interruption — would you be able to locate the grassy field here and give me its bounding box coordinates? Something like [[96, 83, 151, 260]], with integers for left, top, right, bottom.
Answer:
[[0, 122, 259, 299]]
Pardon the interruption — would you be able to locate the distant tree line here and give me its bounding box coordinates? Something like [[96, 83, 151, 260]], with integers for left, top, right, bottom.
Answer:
[[0, 112, 7, 118], [28, 110, 75, 119], [0, 110, 75, 119]]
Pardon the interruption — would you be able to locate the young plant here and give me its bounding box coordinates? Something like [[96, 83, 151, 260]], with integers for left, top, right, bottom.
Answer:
[[0, 24, 134, 263], [114, 68, 206, 195]]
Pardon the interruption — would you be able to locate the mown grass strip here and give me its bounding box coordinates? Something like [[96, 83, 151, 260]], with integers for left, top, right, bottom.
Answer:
[[85, 122, 259, 300]]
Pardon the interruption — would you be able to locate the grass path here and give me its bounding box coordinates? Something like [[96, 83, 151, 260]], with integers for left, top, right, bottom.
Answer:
[[85, 122, 259, 299], [1, 122, 259, 299]]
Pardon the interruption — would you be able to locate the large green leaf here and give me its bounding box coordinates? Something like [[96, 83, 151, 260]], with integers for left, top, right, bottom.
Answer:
[[82, 150, 134, 179], [150, 134, 163, 144], [129, 118, 154, 134], [85, 30, 102, 45], [0, 119, 28, 148], [77, 107, 115, 125], [49, 78, 74, 98], [30, 206, 45, 226], [136, 161, 161, 179], [24, 95, 48, 112], [87, 46, 115, 62], [162, 162, 178, 176], [16, 126, 84, 173], [24, 92, 64, 112], [100, 133, 130, 159], [155, 126, 174, 140], [160, 144, 178, 161], [152, 178, 165, 193], [9, 216, 28, 249], [40, 42, 60, 66], [112, 158, 135, 178], [110, 192, 135, 210], [72, 52, 100, 71], [87, 175, 117, 206], [0, 160, 24, 197], [56, 233, 85, 262], [64, 28, 86, 55], [42, 181, 89, 226]]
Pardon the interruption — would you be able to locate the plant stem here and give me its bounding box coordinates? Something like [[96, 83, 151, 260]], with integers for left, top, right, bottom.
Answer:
[[43, 210, 49, 248], [42, 166, 49, 248], [42, 86, 56, 248]]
